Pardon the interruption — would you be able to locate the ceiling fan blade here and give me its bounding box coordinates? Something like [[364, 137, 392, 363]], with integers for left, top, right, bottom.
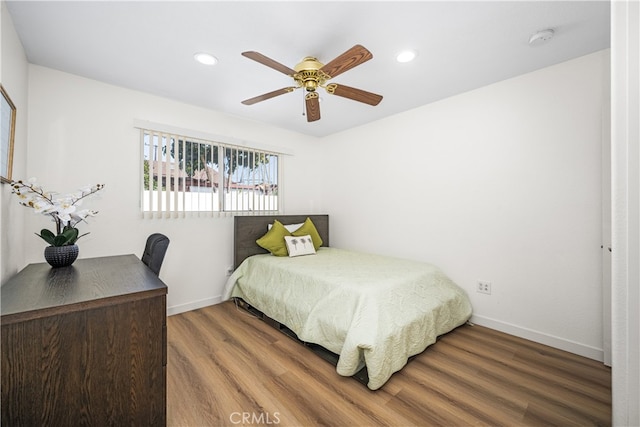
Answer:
[[241, 87, 297, 105], [305, 93, 321, 122], [241, 51, 296, 76], [320, 45, 373, 79], [327, 84, 383, 106]]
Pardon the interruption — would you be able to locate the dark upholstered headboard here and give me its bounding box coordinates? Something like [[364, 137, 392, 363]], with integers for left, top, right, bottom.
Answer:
[[233, 215, 329, 268]]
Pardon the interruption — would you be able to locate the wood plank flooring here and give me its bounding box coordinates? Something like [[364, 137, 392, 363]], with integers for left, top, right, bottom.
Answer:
[[167, 301, 611, 426]]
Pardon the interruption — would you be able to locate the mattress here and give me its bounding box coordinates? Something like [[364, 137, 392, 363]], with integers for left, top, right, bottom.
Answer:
[[223, 247, 472, 390]]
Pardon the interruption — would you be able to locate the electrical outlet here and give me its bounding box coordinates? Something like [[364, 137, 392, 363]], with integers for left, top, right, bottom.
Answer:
[[477, 280, 492, 295]]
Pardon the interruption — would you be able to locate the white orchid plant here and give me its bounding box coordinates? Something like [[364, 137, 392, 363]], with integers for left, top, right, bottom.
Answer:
[[10, 178, 105, 247]]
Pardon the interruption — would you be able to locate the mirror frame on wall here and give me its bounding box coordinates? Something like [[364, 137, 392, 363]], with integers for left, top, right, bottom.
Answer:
[[1, 84, 16, 183]]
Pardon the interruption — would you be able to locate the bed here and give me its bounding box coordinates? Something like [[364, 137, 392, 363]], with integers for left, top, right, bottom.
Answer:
[[223, 214, 472, 390]]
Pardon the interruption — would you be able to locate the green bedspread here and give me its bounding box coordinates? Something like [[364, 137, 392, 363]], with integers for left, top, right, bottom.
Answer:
[[223, 247, 472, 390]]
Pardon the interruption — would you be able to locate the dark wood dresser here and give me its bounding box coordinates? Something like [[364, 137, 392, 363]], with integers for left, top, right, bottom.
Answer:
[[1, 254, 167, 426]]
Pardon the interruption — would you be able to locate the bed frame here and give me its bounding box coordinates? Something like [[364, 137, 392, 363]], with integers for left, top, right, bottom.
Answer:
[[231, 214, 370, 386]]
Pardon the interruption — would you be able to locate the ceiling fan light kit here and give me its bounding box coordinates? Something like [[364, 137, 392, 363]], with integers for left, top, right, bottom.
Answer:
[[241, 44, 383, 122]]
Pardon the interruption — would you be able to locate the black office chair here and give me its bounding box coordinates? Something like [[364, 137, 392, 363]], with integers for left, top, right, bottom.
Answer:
[[141, 233, 170, 276]]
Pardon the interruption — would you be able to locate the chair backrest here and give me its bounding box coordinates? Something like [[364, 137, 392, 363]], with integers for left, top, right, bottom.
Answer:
[[141, 233, 170, 276]]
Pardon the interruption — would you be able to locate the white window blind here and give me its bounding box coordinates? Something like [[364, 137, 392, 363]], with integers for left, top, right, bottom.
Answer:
[[140, 129, 280, 217]]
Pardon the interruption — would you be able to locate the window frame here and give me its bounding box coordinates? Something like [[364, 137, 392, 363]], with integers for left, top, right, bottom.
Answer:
[[137, 122, 285, 218]]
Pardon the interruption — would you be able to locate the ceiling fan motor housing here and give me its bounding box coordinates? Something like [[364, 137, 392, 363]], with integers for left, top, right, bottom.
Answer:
[[294, 57, 328, 92]]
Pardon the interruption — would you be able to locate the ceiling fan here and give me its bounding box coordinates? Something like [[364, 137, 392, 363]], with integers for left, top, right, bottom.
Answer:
[[241, 44, 383, 122]]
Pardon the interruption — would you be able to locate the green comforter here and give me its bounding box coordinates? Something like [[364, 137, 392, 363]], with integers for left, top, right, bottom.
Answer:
[[223, 247, 472, 390]]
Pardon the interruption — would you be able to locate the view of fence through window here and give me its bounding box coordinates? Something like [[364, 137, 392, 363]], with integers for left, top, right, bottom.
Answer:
[[141, 130, 279, 214]]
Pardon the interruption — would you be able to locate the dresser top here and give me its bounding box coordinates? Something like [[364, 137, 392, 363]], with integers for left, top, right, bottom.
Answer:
[[1, 254, 167, 323]]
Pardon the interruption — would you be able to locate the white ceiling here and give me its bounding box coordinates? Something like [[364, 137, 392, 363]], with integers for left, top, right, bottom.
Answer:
[[6, 1, 610, 137]]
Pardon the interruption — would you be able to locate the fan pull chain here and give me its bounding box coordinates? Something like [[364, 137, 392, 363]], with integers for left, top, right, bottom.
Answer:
[[302, 91, 306, 117]]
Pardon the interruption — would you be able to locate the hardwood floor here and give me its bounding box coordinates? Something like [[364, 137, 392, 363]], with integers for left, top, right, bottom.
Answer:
[[167, 301, 611, 426]]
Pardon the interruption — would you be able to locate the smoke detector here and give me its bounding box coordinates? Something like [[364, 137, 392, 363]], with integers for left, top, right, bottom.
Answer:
[[529, 29, 555, 46]]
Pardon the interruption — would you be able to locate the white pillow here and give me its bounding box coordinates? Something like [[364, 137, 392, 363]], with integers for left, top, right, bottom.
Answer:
[[268, 222, 304, 233], [284, 234, 316, 257]]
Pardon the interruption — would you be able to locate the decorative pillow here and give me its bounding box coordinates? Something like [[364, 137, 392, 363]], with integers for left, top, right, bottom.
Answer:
[[268, 222, 304, 233], [256, 220, 291, 256], [291, 217, 323, 250], [284, 235, 316, 257]]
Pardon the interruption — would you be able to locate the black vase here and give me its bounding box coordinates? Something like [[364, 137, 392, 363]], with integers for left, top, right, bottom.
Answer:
[[44, 244, 79, 268]]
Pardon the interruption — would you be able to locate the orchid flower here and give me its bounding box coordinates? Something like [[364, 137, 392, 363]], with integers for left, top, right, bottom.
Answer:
[[10, 179, 105, 246]]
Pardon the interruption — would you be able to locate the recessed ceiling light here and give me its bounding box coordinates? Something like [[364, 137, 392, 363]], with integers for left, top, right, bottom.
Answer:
[[194, 52, 218, 65], [396, 50, 417, 63]]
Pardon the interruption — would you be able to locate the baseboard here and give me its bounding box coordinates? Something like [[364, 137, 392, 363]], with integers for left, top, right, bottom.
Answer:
[[470, 314, 604, 362], [166, 301, 604, 362], [167, 296, 221, 316]]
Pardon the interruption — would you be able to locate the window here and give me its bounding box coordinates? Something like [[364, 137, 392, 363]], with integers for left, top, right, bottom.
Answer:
[[140, 128, 279, 217]]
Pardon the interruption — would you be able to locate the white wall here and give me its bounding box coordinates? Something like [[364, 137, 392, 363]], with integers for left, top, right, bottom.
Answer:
[[320, 50, 609, 361], [611, 0, 640, 423], [0, 1, 28, 285], [23, 65, 324, 313]]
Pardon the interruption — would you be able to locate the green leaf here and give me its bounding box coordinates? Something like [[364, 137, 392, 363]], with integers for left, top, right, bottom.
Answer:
[[37, 229, 56, 245], [36, 227, 83, 246], [55, 227, 79, 246]]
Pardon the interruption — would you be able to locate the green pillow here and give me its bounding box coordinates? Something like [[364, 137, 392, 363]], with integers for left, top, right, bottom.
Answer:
[[256, 220, 291, 256], [292, 217, 323, 250]]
